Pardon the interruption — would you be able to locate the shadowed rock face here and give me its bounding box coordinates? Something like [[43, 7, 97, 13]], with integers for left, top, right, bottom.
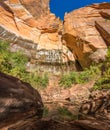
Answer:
[[0, 72, 43, 129]]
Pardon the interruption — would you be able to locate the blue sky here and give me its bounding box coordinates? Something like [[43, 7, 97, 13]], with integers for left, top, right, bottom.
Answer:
[[50, 0, 110, 20]]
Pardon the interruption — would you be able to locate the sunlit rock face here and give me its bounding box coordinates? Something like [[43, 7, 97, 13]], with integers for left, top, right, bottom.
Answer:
[[0, 0, 75, 73], [63, 3, 110, 67], [0, 1, 110, 71]]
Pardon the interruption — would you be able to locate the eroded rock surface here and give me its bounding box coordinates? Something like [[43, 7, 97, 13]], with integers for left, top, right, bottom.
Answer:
[[80, 89, 110, 116], [0, 2, 110, 70], [0, 72, 43, 129], [63, 3, 110, 67], [0, 0, 110, 71], [0, 0, 75, 73]]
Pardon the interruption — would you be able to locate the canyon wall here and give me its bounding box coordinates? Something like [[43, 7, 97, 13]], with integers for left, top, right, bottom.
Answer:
[[0, 1, 110, 72], [63, 3, 110, 67], [0, 0, 75, 73]]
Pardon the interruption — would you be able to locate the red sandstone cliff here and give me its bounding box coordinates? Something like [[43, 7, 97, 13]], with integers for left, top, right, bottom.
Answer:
[[0, 0, 74, 73], [0, 1, 110, 71]]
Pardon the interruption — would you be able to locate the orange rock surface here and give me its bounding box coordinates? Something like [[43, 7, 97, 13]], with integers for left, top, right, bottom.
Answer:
[[0, 0, 75, 73], [0, 1, 110, 70], [63, 3, 110, 67]]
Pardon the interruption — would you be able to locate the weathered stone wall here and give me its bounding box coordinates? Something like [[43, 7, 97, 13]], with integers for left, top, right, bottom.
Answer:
[[0, 0, 75, 73], [63, 3, 110, 67]]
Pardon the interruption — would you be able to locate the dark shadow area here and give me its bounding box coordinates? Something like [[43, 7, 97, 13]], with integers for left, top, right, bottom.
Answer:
[[95, 21, 110, 46], [75, 60, 83, 71]]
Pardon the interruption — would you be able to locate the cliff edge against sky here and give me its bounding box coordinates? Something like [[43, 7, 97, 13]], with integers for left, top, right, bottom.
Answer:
[[0, 1, 110, 71]]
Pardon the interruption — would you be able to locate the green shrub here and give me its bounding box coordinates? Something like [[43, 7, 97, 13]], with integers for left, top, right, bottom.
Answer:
[[59, 65, 100, 88], [57, 107, 78, 120], [59, 72, 78, 88], [35, 46, 110, 90], [0, 40, 28, 75], [92, 47, 110, 90], [27, 73, 49, 89], [93, 68, 110, 90], [0, 40, 9, 51], [43, 106, 49, 117], [58, 107, 72, 116], [0, 40, 49, 88]]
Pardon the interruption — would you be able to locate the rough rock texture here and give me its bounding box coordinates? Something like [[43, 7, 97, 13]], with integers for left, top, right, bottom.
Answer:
[[6, 117, 110, 130], [0, 72, 43, 129], [0, 0, 75, 73], [63, 3, 110, 67], [0, 2, 110, 70], [0, 72, 110, 130], [80, 89, 110, 116], [5, 118, 83, 130], [74, 117, 110, 130], [77, 89, 110, 130], [41, 79, 95, 119]]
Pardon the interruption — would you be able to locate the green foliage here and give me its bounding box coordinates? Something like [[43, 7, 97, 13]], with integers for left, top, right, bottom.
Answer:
[[57, 107, 78, 120], [107, 47, 110, 59], [93, 77, 110, 90], [0, 40, 9, 51], [1, 39, 110, 90], [59, 48, 110, 90], [0, 40, 28, 75], [59, 72, 77, 88], [43, 106, 49, 117], [93, 47, 110, 90], [27, 73, 49, 89], [58, 107, 72, 116], [59, 65, 100, 88], [0, 40, 48, 88]]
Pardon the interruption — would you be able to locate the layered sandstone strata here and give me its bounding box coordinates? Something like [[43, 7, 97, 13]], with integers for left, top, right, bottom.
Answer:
[[0, 0, 75, 73], [0, 1, 110, 71]]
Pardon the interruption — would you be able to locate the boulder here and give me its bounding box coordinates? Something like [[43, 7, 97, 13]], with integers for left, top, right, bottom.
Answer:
[[80, 89, 110, 116], [0, 72, 43, 129]]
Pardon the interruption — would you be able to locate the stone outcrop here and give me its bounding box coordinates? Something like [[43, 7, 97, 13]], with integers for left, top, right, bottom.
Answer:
[[80, 89, 110, 116], [63, 3, 110, 67], [0, 71, 43, 129]]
